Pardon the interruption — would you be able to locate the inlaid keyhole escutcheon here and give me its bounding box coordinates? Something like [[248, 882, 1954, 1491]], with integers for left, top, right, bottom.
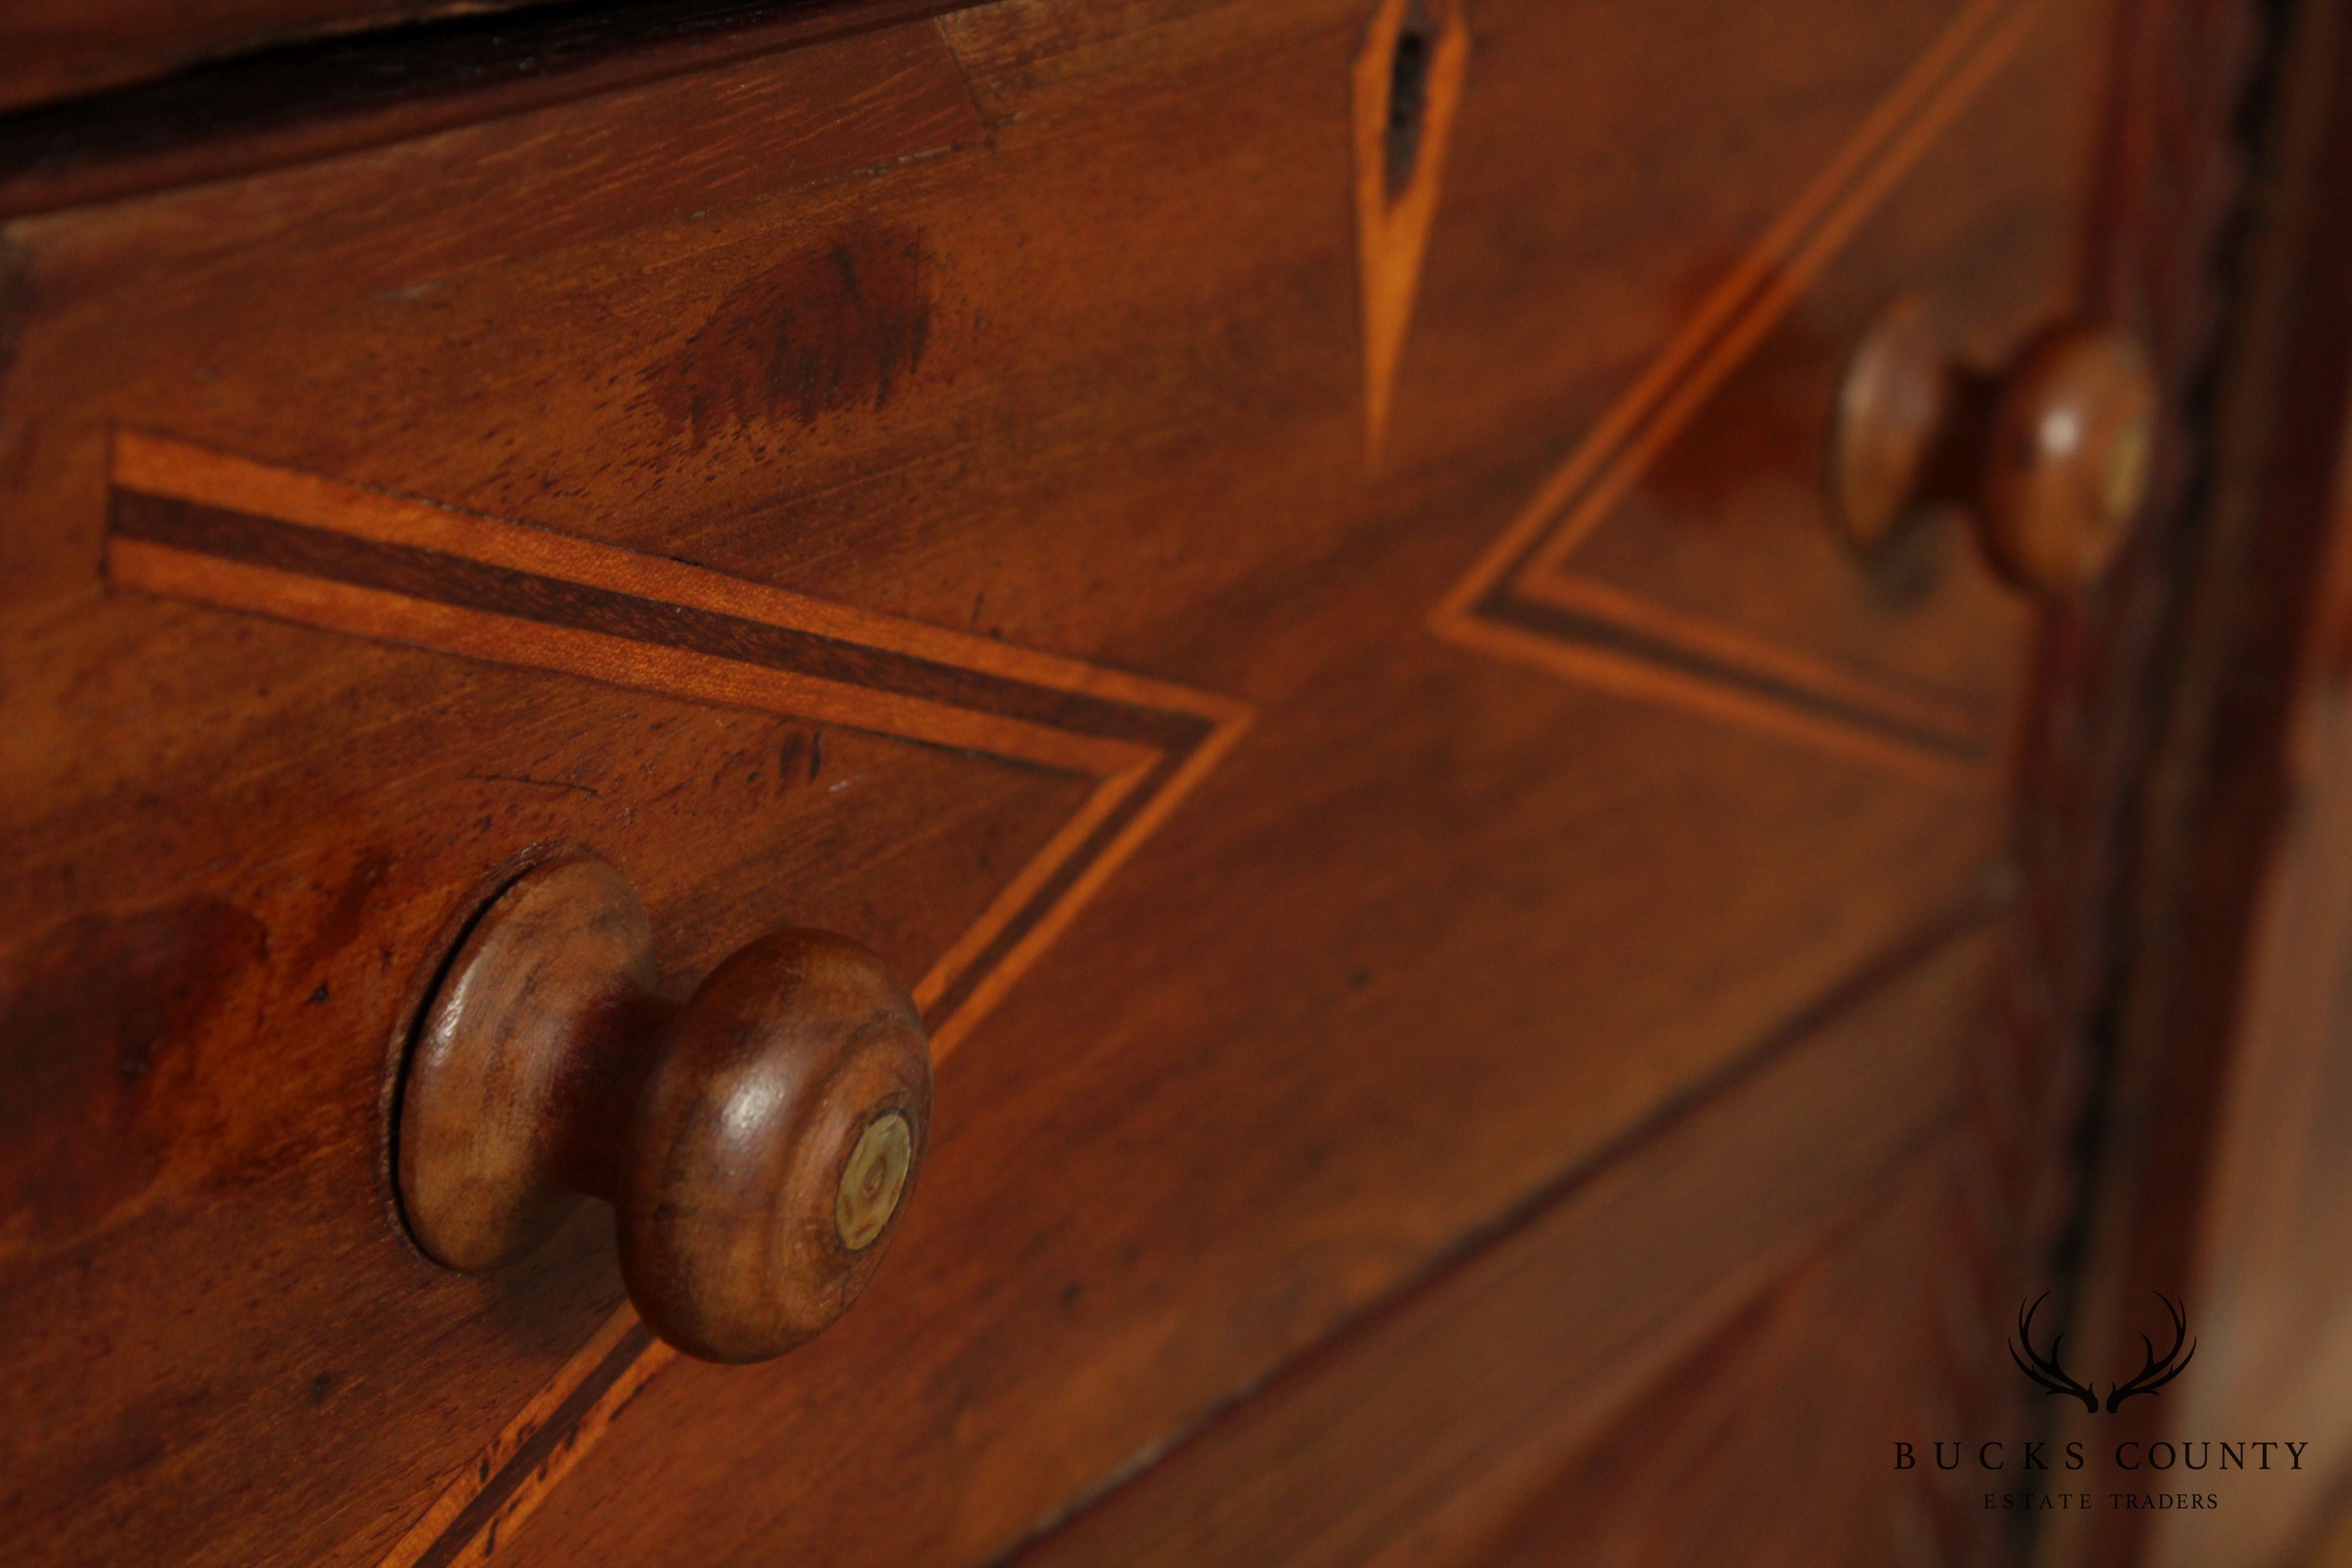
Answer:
[[1383, 7, 1436, 199], [394, 853, 932, 1364]]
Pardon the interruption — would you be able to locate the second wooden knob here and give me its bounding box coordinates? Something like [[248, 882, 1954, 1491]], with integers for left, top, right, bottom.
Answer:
[[1828, 295, 2157, 594]]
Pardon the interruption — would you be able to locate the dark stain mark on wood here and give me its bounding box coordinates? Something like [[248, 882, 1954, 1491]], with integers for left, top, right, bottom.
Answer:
[[0, 898, 267, 1242], [1635, 296, 1841, 515], [643, 223, 932, 448], [296, 848, 394, 972]]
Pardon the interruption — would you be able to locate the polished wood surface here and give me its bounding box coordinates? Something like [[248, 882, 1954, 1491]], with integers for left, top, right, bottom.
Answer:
[[0, 0, 2266, 1562], [1979, 326, 2156, 589], [398, 853, 931, 1364], [1011, 924, 2003, 1567]]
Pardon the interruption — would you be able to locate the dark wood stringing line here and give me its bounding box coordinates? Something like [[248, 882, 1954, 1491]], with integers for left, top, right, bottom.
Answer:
[[914, 747, 1191, 1030], [999, 896, 2003, 1563], [108, 489, 1217, 757], [1474, 587, 1984, 759], [1440, 208, 1988, 764], [410, 1319, 657, 1568]]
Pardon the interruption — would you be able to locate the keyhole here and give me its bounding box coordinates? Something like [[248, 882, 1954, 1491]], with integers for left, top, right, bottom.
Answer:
[[1384, 7, 1435, 201]]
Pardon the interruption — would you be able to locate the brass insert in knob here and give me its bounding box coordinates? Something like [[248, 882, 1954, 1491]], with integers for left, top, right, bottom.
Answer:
[[1827, 295, 2157, 594], [394, 854, 932, 1364]]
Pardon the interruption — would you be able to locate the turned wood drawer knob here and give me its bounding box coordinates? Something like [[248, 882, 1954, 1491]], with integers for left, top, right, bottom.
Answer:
[[395, 855, 932, 1363], [1828, 295, 2157, 594]]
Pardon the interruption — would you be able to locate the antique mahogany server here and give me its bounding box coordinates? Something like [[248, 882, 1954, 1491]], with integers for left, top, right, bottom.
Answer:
[[0, 0, 2338, 1564]]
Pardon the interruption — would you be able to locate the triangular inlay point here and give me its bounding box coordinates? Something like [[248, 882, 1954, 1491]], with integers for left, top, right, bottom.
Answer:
[[1354, 0, 1470, 469]]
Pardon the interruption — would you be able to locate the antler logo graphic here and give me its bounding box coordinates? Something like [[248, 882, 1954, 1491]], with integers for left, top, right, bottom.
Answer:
[[2007, 1292, 2197, 1415], [2106, 1292, 2197, 1412], [2010, 1293, 2099, 1415]]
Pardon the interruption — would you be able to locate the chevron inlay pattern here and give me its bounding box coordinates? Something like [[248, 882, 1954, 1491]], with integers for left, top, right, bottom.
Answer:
[[103, 428, 1253, 1568], [1429, 0, 2051, 782]]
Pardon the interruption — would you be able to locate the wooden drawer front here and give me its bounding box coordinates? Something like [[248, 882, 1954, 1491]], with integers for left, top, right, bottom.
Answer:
[[0, 0, 2113, 1563], [1007, 926, 2004, 1567]]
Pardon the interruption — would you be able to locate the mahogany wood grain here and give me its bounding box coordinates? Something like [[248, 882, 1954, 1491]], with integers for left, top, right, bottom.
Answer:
[[1006, 923, 1998, 1567], [475, 5, 2096, 1560], [0, 0, 2235, 1562], [1468, 1131, 1990, 1568]]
